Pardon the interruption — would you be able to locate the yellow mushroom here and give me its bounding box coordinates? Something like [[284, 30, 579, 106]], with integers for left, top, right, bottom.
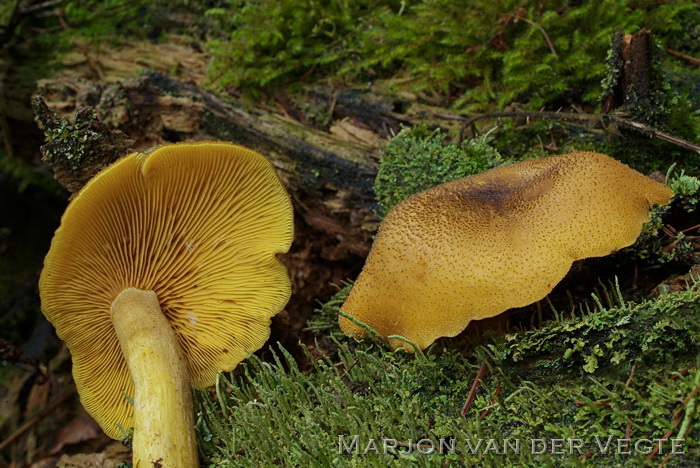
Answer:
[[339, 151, 673, 350], [40, 141, 293, 467]]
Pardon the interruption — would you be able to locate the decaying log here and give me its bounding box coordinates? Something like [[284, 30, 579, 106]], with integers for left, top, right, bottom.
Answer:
[[32, 97, 135, 193], [602, 29, 656, 114], [293, 86, 412, 137], [33, 73, 382, 341]]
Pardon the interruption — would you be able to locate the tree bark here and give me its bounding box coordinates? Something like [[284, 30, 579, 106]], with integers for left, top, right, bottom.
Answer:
[[602, 29, 655, 114]]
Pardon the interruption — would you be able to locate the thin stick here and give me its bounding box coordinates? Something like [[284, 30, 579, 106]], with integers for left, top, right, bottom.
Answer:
[[0, 386, 76, 452], [517, 17, 558, 57], [436, 110, 700, 154], [461, 361, 488, 416], [573, 400, 611, 406], [479, 383, 501, 420], [20, 0, 67, 15], [644, 384, 700, 461], [680, 223, 700, 233], [622, 362, 637, 439], [658, 365, 699, 386], [624, 362, 637, 394], [665, 47, 700, 66]]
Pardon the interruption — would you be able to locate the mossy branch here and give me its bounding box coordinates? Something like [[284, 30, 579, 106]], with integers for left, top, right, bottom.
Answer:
[[438, 111, 700, 154]]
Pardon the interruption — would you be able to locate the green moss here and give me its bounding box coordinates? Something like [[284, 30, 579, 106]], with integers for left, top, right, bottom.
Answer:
[[0, 151, 61, 194], [196, 281, 700, 467], [0, 0, 14, 25], [206, 0, 403, 94], [305, 282, 354, 341], [205, 0, 697, 112], [502, 282, 699, 377], [596, 29, 700, 173], [492, 119, 603, 161], [373, 125, 506, 216], [629, 171, 700, 266], [32, 99, 134, 191]]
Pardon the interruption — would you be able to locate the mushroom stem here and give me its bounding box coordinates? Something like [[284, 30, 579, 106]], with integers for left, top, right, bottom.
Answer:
[[111, 288, 199, 468]]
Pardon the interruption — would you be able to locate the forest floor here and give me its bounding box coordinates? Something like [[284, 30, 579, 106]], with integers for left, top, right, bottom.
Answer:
[[1, 1, 699, 467]]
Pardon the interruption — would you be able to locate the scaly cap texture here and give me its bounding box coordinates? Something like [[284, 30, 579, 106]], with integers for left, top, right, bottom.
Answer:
[[40, 141, 293, 438], [339, 152, 673, 350]]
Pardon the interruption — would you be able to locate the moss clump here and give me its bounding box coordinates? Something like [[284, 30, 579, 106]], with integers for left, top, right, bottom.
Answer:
[[596, 29, 700, 174], [373, 125, 506, 216], [196, 281, 699, 467], [205, 0, 696, 111], [305, 282, 354, 341], [629, 171, 700, 266], [206, 0, 402, 93], [669, 172, 700, 208], [503, 282, 699, 376], [32, 97, 133, 192]]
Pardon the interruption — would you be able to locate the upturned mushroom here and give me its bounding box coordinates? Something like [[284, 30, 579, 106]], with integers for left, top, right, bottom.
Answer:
[[40, 141, 293, 467], [339, 151, 673, 350]]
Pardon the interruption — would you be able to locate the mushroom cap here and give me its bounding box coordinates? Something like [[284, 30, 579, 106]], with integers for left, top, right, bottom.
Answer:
[[339, 152, 673, 350], [39, 141, 293, 438]]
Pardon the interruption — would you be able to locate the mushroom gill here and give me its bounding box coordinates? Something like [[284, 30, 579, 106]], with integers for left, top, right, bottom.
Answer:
[[40, 141, 293, 467]]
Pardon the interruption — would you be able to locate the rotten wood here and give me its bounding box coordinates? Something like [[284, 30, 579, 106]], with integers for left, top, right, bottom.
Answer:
[[33, 73, 382, 343], [602, 29, 655, 114], [295, 86, 412, 137], [32, 96, 135, 192]]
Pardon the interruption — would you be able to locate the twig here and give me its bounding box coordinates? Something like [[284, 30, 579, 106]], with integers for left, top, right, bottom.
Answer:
[[437, 110, 700, 154], [669, 366, 699, 380], [573, 400, 611, 406], [0, 386, 76, 452], [645, 421, 681, 461], [644, 383, 700, 461], [338, 356, 359, 382], [622, 362, 637, 439], [516, 16, 558, 58], [461, 360, 488, 416], [502, 8, 557, 57], [624, 362, 637, 394], [665, 47, 700, 66], [84, 51, 104, 81], [0, 0, 22, 45], [681, 224, 700, 234], [326, 89, 338, 129], [615, 118, 700, 153], [1, 0, 69, 45], [56, 8, 71, 31], [479, 382, 501, 419], [658, 365, 699, 386], [433, 112, 468, 121], [20, 0, 68, 15]]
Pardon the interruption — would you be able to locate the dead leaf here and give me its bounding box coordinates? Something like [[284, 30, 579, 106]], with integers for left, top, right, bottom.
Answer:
[[56, 442, 131, 468], [0, 371, 32, 432], [48, 412, 100, 455]]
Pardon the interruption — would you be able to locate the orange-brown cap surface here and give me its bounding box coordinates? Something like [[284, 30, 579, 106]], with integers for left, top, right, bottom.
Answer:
[[39, 141, 293, 438], [339, 152, 673, 350]]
